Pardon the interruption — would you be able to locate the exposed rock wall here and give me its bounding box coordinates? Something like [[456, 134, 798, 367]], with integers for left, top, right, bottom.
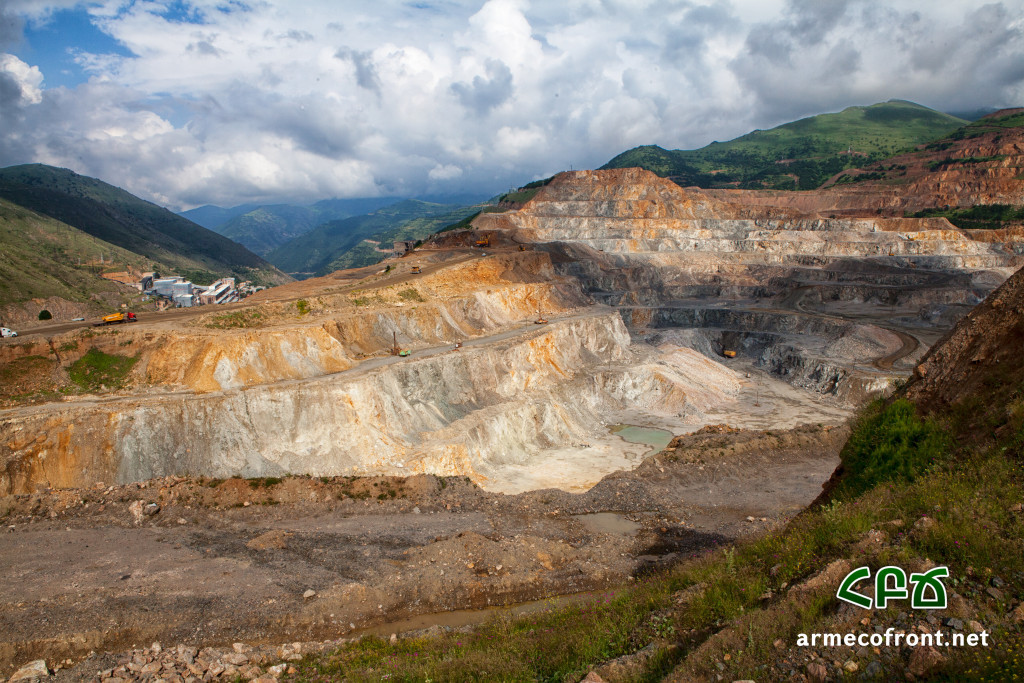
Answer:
[[706, 116, 1024, 215], [0, 279, 590, 395], [903, 262, 1024, 412], [472, 168, 1022, 401], [477, 169, 1021, 278], [0, 313, 743, 494]]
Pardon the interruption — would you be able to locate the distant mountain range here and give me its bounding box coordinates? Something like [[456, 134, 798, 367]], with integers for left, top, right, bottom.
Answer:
[[266, 200, 485, 277], [181, 192, 493, 278], [195, 198, 401, 256], [602, 100, 968, 190], [178, 203, 260, 230]]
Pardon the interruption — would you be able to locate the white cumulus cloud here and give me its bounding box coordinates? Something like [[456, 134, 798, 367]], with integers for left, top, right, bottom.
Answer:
[[0, 0, 1021, 210], [0, 53, 43, 103]]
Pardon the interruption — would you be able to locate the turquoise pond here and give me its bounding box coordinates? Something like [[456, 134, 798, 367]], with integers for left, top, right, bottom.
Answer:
[[609, 425, 674, 454]]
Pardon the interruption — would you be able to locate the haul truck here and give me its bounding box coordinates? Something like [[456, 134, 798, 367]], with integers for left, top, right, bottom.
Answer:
[[94, 312, 138, 326]]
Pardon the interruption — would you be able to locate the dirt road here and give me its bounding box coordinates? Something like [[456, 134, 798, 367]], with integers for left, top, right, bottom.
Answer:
[[8, 250, 489, 340], [871, 329, 920, 370]]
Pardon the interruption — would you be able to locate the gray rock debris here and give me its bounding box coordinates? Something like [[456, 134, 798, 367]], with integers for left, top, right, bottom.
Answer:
[[9, 660, 49, 682], [77, 636, 367, 682]]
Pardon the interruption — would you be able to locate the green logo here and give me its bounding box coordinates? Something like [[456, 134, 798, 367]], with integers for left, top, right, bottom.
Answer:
[[837, 566, 948, 610]]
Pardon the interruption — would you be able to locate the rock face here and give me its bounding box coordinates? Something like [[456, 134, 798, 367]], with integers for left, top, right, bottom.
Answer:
[[903, 261, 1024, 413], [477, 168, 1018, 340], [478, 168, 1020, 281], [9, 659, 48, 681], [474, 167, 1022, 400], [145, 280, 582, 392], [0, 312, 753, 494]]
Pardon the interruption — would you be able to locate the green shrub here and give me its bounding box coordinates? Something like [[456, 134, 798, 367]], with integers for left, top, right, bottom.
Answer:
[[247, 476, 283, 489], [499, 188, 540, 204], [178, 269, 219, 287], [68, 348, 139, 392], [834, 398, 950, 498]]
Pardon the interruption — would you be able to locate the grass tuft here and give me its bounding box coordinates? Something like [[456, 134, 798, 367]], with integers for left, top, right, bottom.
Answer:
[[834, 398, 950, 498], [68, 348, 138, 392]]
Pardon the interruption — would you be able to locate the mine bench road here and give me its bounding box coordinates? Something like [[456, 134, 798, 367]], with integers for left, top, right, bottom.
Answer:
[[613, 296, 923, 373], [0, 305, 615, 421], [9, 251, 489, 340]]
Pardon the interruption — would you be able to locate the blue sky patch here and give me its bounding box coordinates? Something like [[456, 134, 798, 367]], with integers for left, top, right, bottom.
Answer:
[[16, 8, 134, 89]]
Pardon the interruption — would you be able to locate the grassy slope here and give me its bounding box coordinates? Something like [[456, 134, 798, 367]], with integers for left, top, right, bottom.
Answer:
[[289, 397, 1023, 683], [0, 198, 146, 308], [217, 205, 321, 256], [0, 164, 290, 285], [603, 101, 967, 190], [266, 200, 478, 276], [179, 203, 259, 230]]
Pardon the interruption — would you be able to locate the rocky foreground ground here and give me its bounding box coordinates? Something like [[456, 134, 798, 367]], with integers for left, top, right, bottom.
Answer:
[[0, 424, 846, 681]]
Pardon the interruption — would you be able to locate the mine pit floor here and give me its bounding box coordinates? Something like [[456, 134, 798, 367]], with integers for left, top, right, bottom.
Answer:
[[0, 422, 847, 678]]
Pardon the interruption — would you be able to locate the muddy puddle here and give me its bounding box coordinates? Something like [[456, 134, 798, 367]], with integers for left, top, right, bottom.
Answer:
[[573, 512, 642, 535]]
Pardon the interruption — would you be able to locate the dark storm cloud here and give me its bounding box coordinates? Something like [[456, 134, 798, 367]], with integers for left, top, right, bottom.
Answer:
[[186, 83, 361, 159], [660, 1, 739, 87], [0, 2, 23, 50], [335, 48, 382, 94], [908, 3, 1017, 74], [742, 0, 850, 65], [0, 71, 30, 160], [187, 40, 224, 57], [450, 58, 513, 116], [267, 101, 359, 159], [731, 0, 1024, 124], [784, 0, 849, 44]]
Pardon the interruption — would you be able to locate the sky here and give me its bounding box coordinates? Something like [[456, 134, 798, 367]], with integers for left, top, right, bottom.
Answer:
[[1, 0, 1023, 211]]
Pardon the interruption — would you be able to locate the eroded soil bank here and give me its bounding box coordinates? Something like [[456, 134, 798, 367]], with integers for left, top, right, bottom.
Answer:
[[0, 423, 846, 679]]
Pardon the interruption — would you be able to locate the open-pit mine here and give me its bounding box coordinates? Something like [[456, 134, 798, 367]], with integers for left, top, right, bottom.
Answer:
[[1, 165, 1022, 678]]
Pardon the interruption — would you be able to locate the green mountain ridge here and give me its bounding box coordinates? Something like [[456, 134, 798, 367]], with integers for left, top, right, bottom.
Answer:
[[602, 100, 969, 190], [0, 164, 290, 286], [0, 197, 147, 315], [179, 203, 260, 230], [212, 197, 402, 256], [217, 204, 324, 256], [321, 203, 487, 274], [266, 199, 484, 277]]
